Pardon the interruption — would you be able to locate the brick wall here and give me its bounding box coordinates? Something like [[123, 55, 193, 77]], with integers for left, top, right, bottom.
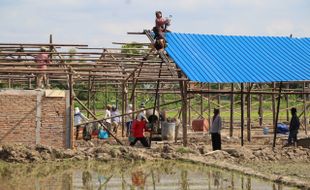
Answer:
[[0, 89, 70, 148]]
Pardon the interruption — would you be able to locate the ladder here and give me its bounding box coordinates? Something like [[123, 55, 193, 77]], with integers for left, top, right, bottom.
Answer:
[[144, 29, 176, 77]]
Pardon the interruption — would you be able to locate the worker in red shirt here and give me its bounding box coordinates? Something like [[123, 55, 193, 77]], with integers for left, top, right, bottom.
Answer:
[[154, 11, 170, 37], [152, 11, 171, 51], [130, 114, 150, 147], [35, 47, 50, 88]]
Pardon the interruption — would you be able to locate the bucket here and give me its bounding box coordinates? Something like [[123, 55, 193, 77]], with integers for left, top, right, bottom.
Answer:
[[98, 129, 109, 139], [263, 127, 269, 135], [161, 122, 175, 140]]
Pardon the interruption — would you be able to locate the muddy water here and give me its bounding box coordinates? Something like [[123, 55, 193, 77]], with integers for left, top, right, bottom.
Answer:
[[0, 161, 298, 190]]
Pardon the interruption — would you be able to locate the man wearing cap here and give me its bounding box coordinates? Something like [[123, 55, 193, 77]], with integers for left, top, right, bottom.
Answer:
[[137, 102, 148, 122], [35, 47, 50, 88]]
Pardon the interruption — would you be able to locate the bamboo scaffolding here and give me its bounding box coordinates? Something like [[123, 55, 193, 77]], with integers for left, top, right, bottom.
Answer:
[[1, 35, 309, 150]]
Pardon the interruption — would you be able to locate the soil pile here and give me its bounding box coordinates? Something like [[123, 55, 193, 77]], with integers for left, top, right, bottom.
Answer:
[[0, 144, 156, 163], [225, 146, 310, 162], [0, 142, 309, 163]]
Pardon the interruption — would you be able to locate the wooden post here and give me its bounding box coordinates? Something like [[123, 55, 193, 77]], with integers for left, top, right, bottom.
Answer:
[[208, 83, 211, 126], [153, 62, 163, 115], [258, 90, 264, 127], [151, 62, 163, 147], [116, 84, 119, 108], [132, 74, 136, 120], [105, 82, 108, 107], [241, 83, 244, 146], [157, 91, 161, 132], [272, 82, 276, 127], [177, 67, 187, 146], [125, 83, 128, 117], [182, 81, 188, 146], [87, 74, 91, 118], [200, 83, 203, 118], [8, 78, 11, 88], [247, 83, 252, 142], [92, 84, 96, 115], [273, 82, 282, 148], [188, 85, 191, 129], [28, 77, 32, 89], [303, 82, 307, 135], [286, 83, 289, 122], [48, 34, 53, 87], [217, 84, 221, 105], [230, 83, 234, 137], [69, 71, 74, 149], [121, 82, 126, 137]]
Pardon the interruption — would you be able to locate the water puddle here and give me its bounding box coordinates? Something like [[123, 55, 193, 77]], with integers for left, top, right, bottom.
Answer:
[[0, 161, 299, 189]]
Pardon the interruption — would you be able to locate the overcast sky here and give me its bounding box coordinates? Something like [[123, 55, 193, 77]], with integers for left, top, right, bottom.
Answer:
[[0, 0, 309, 47]]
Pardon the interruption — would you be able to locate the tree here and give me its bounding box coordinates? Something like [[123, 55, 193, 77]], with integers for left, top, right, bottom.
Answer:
[[121, 43, 146, 55]]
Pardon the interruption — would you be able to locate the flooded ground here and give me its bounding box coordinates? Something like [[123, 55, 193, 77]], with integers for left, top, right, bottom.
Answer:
[[0, 161, 299, 190]]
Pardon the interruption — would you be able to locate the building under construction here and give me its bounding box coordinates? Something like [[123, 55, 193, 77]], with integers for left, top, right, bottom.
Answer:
[[0, 30, 309, 149]]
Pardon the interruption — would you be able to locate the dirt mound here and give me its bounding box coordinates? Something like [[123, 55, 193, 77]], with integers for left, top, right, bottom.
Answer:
[[204, 150, 234, 160], [225, 146, 310, 162], [298, 137, 310, 149], [0, 142, 309, 164], [0, 143, 159, 163]]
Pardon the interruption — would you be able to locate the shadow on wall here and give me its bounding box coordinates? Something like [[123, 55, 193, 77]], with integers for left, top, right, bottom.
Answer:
[[0, 105, 37, 143]]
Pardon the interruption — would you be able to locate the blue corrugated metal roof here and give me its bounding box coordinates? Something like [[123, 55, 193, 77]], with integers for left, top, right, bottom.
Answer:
[[165, 33, 310, 83]]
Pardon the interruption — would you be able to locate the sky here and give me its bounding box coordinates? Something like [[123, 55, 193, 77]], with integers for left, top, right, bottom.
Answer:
[[0, 0, 309, 47]]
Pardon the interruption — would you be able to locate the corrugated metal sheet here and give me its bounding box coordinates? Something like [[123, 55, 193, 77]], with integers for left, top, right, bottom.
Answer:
[[165, 33, 310, 83]]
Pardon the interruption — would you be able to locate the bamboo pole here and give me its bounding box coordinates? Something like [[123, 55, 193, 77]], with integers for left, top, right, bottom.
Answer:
[[230, 83, 234, 137], [0, 42, 88, 47], [132, 73, 136, 120], [78, 96, 194, 126], [182, 81, 188, 147], [258, 89, 263, 127], [303, 82, 307, 135], [74, 98, 123, 145], [286, 83, 289, 122], [200, 83, 203, 118], [241, 83, 244, 146], [272, 82, 276, 126], [87, 74, 91, 118], [69, 71, 74, 149], [273, 82, 283, 148], [208, 83, 211, 127], [92, 83, 96, 115], [188, 83, 191, 129], [217, 84, 221, 105], [121, 82, 126, 137], [129, 64, 143, 102], [247, 83, 252, 142]]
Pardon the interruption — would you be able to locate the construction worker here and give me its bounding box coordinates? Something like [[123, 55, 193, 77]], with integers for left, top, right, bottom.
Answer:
[[154, 11, 170, 38], [35, 47, 50, 88], [130, 114, 150, 148], [210, 108, 222, 150], [287, 107, 300, 146], [153, 11, 171, 51], [74, 107, 89, 140]]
